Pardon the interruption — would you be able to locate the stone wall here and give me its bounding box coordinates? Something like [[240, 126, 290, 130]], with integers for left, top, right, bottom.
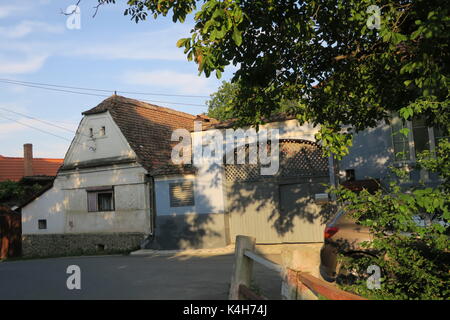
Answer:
[[22, 232, 145, 258]]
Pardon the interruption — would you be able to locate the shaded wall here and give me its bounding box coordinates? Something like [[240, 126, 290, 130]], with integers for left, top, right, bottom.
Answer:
[[151, 213, 227, 250]]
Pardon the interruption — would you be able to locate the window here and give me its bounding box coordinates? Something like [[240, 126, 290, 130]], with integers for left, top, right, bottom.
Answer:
[[100, 126, 106, 136], [391, 115, 446, 162], [345, 169, 355, 181], [89, 128, 94, 138], [433, 126, 449, 146], [38, 219, 47, 229], [169, 181, 195, 207], [412, 118, 430, 157], [391, 117, 411, 161], [87, 187, 114, 212]]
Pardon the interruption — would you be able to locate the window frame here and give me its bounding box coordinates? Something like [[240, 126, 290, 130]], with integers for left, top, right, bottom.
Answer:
[[169, 181, 195, 207], [87, 187, 115, 212], [391, 116, 439, 164]]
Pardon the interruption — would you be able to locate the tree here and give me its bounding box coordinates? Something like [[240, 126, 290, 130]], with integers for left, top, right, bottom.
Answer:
[[206, 80, 300, 121], [100, 0, 449, 299], [206, 81, 239, 121], [100, 0, 448, 156]]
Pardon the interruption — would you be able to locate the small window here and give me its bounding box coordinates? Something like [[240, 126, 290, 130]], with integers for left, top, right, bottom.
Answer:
[[89, 128, 94, 138], [412, 118, 430, 157], [345, 169, 355, 181], [100, 126, 106, 136], [38, 219, 47, 230], [391, 117, 410, 161], [87, 188, 114, 212], [169, 181, 195, 207]]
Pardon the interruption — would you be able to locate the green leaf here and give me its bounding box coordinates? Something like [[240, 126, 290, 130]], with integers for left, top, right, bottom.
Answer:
[[232, 26, 242, 46]]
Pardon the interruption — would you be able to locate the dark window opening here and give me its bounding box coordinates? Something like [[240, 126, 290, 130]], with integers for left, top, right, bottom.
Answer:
[[38, 219, 47, 230], [87, 188, 114, 212]]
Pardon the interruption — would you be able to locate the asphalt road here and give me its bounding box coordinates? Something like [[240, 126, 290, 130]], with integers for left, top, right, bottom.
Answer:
[[0, 253, 282, 300]]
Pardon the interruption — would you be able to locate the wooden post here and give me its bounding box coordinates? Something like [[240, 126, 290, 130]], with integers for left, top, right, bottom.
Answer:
[[229, 235, 256, 300], [281, 243, 323, 300]]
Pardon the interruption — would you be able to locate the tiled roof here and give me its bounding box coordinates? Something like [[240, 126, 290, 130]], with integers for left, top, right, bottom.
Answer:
[[0, 156, 63, 182], [82, 95, 197, 175], [199, 112, 297, 130]]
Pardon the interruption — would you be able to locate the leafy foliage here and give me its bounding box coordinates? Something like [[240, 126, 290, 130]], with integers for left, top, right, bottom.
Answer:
[[106, 0, 449, 158], [331, 153, 450, 299], [103, 0, 450, 299], [206, 81, 240, 121], [0, 180, 43, 207], [206, 80, 300, 122]]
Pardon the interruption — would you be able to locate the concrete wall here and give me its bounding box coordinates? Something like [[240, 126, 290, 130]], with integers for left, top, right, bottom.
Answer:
[[21, 179, 66, 234], [340, 122, 394, 182], [151, 213, 228, 250], [153, 171, 226, 249], [61, 165, 151, 234]]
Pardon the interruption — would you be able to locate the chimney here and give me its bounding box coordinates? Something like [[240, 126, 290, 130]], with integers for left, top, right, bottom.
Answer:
[[23, 143, 33, 176]]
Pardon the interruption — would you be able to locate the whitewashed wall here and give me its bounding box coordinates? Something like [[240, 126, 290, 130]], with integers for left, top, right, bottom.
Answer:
[[154, 119, 320, 216], [22, 111, 151, 235], [22, 177, 66, 234], [154, 170, 225, 216], [64, 111, 136, 165]]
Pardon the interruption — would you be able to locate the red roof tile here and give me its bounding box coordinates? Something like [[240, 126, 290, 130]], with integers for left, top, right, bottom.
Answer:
[[0, 156, 63, 182]]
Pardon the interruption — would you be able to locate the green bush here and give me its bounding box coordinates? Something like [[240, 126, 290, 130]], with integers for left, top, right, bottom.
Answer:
[[0, 180, 43, 206], [331, 141, 450, 300]]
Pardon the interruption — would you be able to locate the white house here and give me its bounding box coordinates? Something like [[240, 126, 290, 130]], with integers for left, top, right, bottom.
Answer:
[[21, 95, 334, 256]]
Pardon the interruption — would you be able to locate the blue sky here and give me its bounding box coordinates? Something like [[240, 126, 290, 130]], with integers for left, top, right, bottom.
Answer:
[[0, 0, 234, 158]]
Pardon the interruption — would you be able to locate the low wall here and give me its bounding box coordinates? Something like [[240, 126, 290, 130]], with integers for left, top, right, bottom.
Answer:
[[150, 213, 228, 250], [22, 232, 145, 258]]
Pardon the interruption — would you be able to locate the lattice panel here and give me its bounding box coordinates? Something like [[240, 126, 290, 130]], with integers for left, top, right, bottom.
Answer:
[[225, 139, 328, 182]]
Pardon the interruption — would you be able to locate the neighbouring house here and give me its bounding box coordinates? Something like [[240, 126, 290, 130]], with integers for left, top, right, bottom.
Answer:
[[0, 144, 63, 183], [20, 95, 336, 256], [339, 115, 447, 187]]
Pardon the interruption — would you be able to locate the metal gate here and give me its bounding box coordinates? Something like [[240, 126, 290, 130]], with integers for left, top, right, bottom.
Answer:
[[224, 139, 331, 243]]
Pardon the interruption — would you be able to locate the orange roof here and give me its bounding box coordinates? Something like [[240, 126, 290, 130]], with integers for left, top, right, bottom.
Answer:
[[0, 155, 63, 182]]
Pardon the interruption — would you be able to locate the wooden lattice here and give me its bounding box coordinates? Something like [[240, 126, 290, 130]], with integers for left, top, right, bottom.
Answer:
[[225, 139, 328, 182]]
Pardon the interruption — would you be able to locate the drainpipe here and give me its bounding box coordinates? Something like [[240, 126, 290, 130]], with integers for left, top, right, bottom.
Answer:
[[140, 174, 156, 249]]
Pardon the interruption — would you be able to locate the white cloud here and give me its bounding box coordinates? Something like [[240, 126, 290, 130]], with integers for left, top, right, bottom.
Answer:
[[0, 5, 25, 19], [67, 26, 188, 61], [0, 20, 64, 39], [0, 117, 36, 136], [0, 54, 48, 74], [123, 70, 213, 95]]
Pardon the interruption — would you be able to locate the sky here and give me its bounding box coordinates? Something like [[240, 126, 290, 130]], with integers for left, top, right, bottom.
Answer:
[[0, 0, 234, 158]]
